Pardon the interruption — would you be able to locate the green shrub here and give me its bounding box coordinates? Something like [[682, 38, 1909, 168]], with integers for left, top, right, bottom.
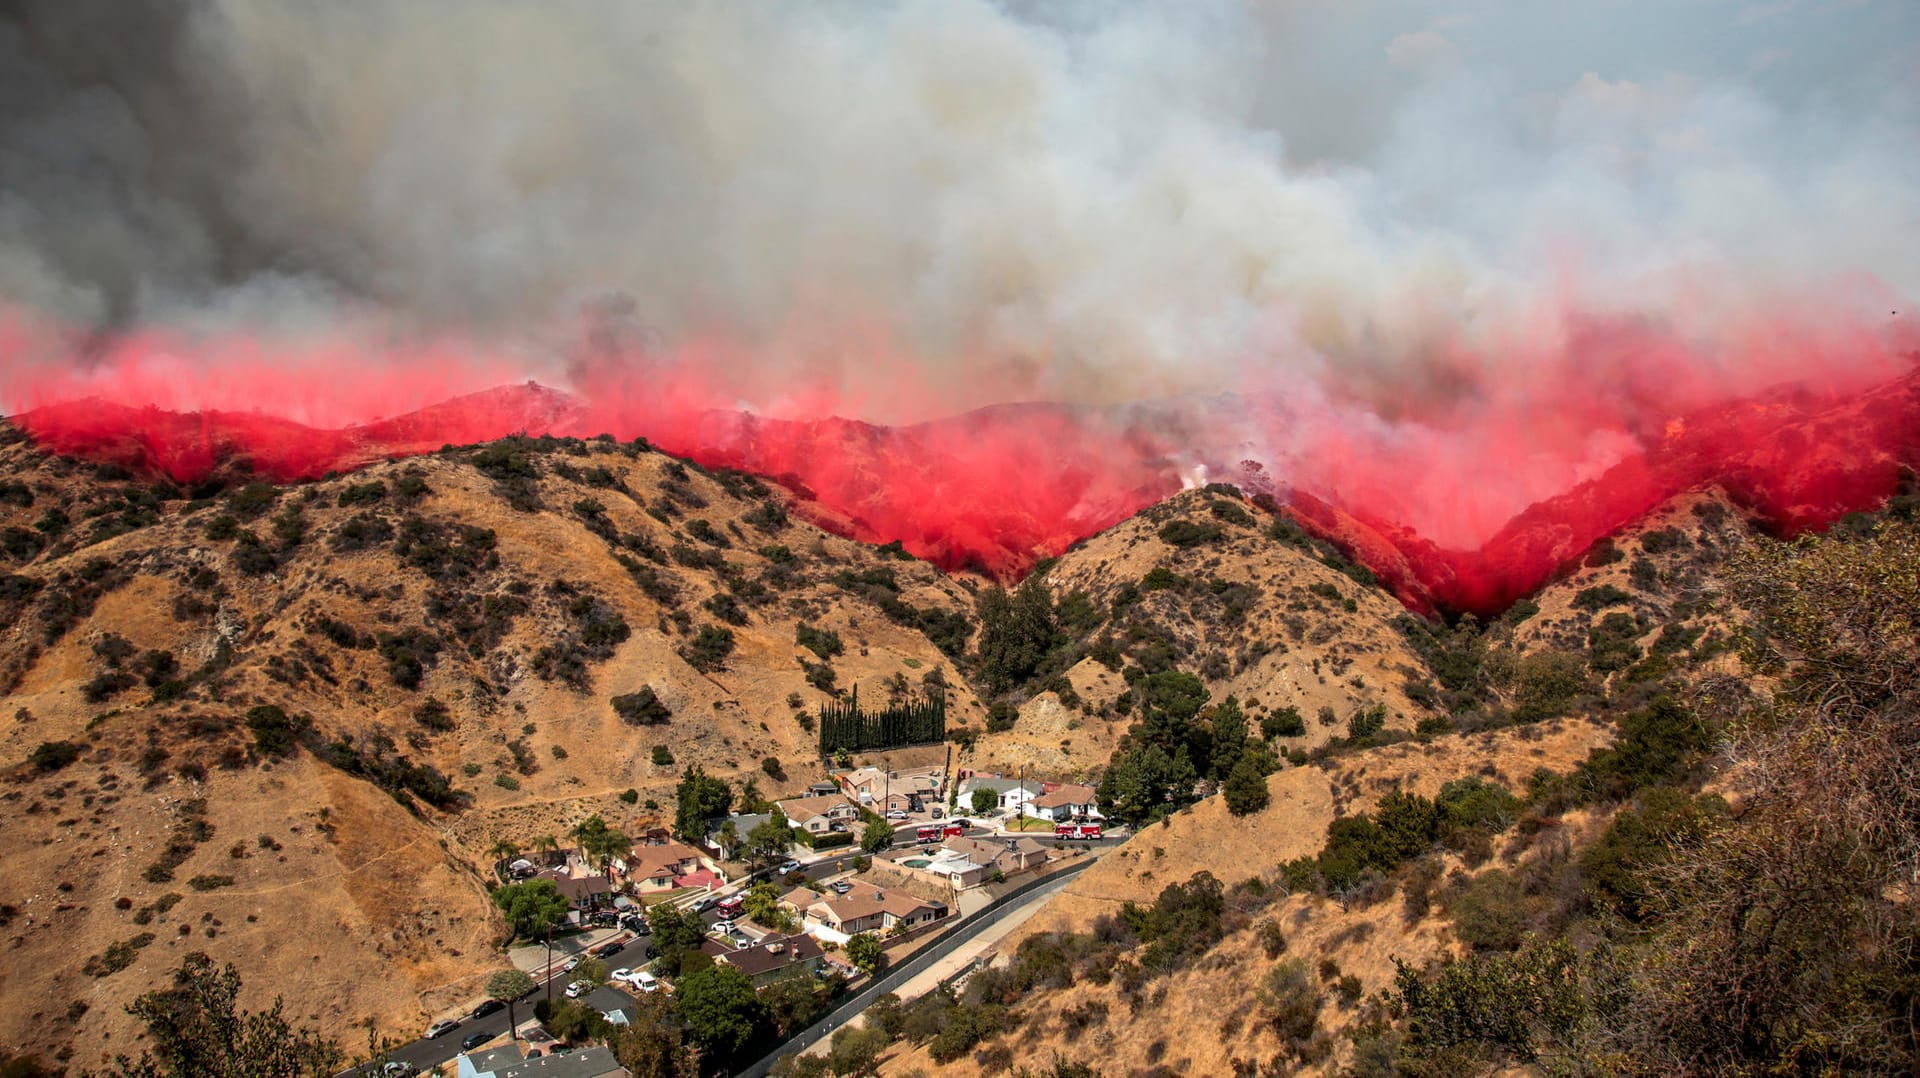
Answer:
[[29, 740, 82, 772]]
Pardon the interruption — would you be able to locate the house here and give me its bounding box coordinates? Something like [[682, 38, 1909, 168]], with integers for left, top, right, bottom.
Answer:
[[957, 776, 1042, 813], [550, 873, 612, 910], [840, 766, 945, 807], [704, 932, 829, 984], [704, 813, 771, 859], [781, 879, 946, 937], [1023, 783, 1102, 822], [582, 984, 640, 1027], [807, 780, 842, 797], [624, 839, 709, 893], [459, 1044, 630, 1078], [773, 794, 862, 835], [943, 835, 1049, 877]]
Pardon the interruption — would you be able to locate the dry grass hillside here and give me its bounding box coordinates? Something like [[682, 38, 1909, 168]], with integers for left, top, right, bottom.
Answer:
[[0, 413, 1796, 1073], [0, 428, 1003, 1066]]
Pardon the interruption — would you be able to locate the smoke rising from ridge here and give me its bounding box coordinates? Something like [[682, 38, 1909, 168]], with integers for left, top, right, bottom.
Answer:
[[2, 0, 1918, 566]]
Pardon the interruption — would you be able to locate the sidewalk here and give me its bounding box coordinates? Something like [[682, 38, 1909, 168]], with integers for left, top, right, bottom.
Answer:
[[505, 925, 628, 975]]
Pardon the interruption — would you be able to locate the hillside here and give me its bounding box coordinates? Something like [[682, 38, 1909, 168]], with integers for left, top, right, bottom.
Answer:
[[4, 415, 1908, 1075]]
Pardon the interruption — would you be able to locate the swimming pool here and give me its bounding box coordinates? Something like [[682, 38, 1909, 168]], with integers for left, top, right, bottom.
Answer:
[[902, 858, 932, 868]]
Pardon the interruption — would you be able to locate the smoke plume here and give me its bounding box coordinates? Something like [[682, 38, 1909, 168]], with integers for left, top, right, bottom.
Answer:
[[2, 0, 1917, 607]]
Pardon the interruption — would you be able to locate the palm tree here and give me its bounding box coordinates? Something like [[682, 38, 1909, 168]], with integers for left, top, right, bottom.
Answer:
[[531, 834, 559, 867], [487, 838, 521, 880]]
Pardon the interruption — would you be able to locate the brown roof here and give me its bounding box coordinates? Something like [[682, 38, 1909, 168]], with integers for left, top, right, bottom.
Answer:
[[943, 836, 1047, 868], [715, 933, 826, 977], [774, 794, 859, 822], [1030, 784, 1098, 809], [552, 874, 611, 902], [803, 879, 940, 927], [626, 840, 701, 881]]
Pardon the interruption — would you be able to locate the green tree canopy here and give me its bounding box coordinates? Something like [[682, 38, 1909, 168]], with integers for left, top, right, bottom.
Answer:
[[674, 765, 734, 841], [860, 817, 895, 853], [491, 879, 571, 941], [975, 577, 1060, 693], [1223, 755, 1271, 816], [970, 787, 999, 815], [746, 812, 793, 867], [675, 963, 769, 1062], [845, 932, 885, 976]]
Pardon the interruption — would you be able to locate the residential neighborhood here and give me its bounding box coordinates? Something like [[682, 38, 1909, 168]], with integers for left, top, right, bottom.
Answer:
[[367, 758, 1121, 1078]]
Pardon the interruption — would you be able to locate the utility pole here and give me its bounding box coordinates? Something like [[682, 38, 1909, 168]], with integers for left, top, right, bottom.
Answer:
[[544, 920, 555, 1006]]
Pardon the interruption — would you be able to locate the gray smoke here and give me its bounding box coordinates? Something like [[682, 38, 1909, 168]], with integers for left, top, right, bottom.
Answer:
[[1, 0, 1916, 418]]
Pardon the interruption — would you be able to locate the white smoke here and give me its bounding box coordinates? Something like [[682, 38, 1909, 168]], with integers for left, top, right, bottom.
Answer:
[[1, 0, 1916, 421]]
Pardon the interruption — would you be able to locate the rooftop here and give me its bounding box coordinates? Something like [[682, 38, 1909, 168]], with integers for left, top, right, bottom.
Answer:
[[773, 793, 859, 821], [1029, 783, 1098, 808]]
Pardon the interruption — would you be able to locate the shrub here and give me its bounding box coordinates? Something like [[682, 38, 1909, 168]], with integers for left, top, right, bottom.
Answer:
[[795, 623, 844, 660], [1262, 705, 1306, 738], [494, 774, 521, 791], [245, 705, 299, 757], [611, 687, 672, 726], [29, 740, 82, 772], [187, 874, 234, 891], [1159, 519, 1225, 547], [1571, 584, 1633, 612], [682, 625, 736, 672], [652, 746, 675, 766]]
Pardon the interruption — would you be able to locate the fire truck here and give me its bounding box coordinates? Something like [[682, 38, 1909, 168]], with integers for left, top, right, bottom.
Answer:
[[917, 822, 967, 842], [1053, 822, 1104, 840]]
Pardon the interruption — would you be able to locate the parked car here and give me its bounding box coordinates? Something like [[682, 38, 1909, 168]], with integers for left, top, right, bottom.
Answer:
[[610, 967, 633, 983], [461, 1030, 490, 1050], [468, 998, 504, 1019], [620, 913, 647, 932], [381, 1064, 416, 1077], [591, 911, 619, 926], [885, 809, 908, 819], [691, 896, 718, 913], [732, 935, 753, 950], [778, 860, 800, 874], [593, 940, 624, 958], [634, 970, 661, 993], [712, 918, 735, 933], [424, 1019, 460, 1039], [565, 980, 593, 999], [559, 956, 580, 973], [951, 818, 973, 829], [830, 880, 853, 895]]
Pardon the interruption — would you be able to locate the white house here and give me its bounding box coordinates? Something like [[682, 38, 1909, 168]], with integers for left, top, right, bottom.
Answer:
[[958, 775, 1042, 813], [1023, 783, 1103, 822], [773, 793, 862, 835]]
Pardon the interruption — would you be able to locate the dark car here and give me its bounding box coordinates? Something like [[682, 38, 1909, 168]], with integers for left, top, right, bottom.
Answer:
[[468, 998, 504, 1019], [461, 1030, 490, 1050], [593, 940, 624, 958]]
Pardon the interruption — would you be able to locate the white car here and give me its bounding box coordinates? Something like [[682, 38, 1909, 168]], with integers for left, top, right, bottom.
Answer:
[[609, 967, 632, 984], [565, 980, 593, 999], [633, 970, 661, 993], [712, 918, 735, 933], [560, 956, 580, 973], [885, 809, 908, 819], [424, 1019, 460, 1039], [778, 860, 801, 874]]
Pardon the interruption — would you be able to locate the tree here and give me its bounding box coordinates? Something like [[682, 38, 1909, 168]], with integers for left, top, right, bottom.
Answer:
[[487, 837, 521, 871], [491, 879, 571, 941], [572, 956, 609, 987], [860, 817, 894, 853], [674, 765, 733, 841], [975, 577, 1060, 693], [970, 787, 999, 816], [746, 812, 793, 868], [1223, 756, 1271, 816], [743, 883, 795, 931], [827, 1025, 890, 1077], [1208, 697, 1250, 780], [571, 814, 630, 872], [613, 991, 696, 1077], [91, 952, 342, 1077], [530, 834, 560, 865], [846, 932, 884, 976], [676, 963, 768, 1062], [486, 968, 536, 1047], [647, 902, 709, 973]]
